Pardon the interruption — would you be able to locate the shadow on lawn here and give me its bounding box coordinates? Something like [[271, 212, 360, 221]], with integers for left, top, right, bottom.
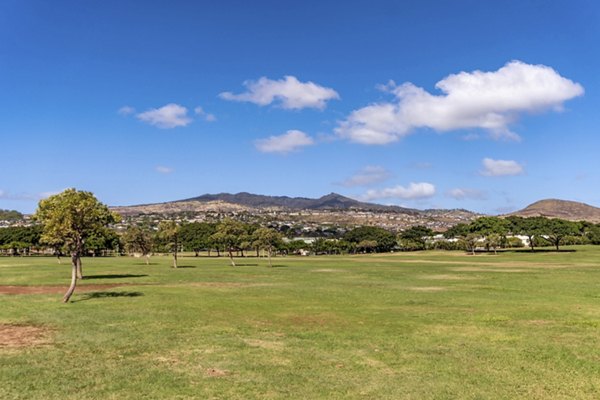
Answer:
[[84, 274, 148, 279], [74, 291, 144, 302], [175, 265, 196, 269]]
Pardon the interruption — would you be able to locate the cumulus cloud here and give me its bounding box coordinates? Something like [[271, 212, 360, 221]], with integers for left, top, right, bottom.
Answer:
[[480, 158, 524, 176], [363, 182, 436, 201], [339, 166, 391, 187], [447, 188, 487, 200], [194, 106, 216, 122], [336, 61, 584, 144], [220, 76, 339, 110], [118, 105, 135, 116], [156, 166, 174, 174], [137, 103, 192, 128], [255, 130, 314, 154]]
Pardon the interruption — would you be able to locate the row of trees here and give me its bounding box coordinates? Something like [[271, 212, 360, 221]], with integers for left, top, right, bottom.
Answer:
[[444, 216, 600, 253]]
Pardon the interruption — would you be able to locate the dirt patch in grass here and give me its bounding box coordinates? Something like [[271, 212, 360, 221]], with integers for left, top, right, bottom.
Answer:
[[205, 368, 230, 377], [0, 324, 53, 348], [407, 286, 447, 292], [0, 284, 126, 295]]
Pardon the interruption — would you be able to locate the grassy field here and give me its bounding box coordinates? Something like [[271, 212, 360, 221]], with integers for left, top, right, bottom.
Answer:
[[1, 247, 600, 399]]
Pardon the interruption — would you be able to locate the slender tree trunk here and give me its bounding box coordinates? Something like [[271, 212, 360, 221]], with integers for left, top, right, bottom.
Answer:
[[228, 249, 236, 267], [145, 254, 150, 265], [216, 248, 220, 257], [208, 249, 211, 257], [76, 257, 83, 279], [528, 235, 535, 252], [63, 253, 79, 303], [57, 255, 61, 264], [172, 251, 178, 268], [268, 248, 272, 267]]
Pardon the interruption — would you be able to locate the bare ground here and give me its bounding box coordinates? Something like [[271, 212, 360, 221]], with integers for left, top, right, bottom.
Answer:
[[0, 324, 53, 348]]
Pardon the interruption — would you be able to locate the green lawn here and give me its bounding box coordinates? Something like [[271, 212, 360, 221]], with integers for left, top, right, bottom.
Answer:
[[1, 247, 600, 399]]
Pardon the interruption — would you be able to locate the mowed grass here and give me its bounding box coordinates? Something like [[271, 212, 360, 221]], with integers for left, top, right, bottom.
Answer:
[[2, 247, 600, 399]]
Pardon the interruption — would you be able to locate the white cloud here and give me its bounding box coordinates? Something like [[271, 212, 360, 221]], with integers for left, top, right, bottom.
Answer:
[[118, 106, 135, 116], [156, 166, 174, 174], [339, 166, 391, 187], [255, 130, 314, 154], [363, 182, 436, 201], [480, 158, 524, 177], [137, 103, 192, 128], [447, 188, 487, 200], [336, 60, 584, 144], [220, 76, 339, 110], [194, 106, 217, 122]]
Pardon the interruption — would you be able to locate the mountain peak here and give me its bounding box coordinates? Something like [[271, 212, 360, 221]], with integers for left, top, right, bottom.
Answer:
[[509, 198, 600, 222]]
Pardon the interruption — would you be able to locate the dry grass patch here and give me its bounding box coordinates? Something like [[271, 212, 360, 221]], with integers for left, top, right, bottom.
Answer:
[[407, 286, 447, 292], [0, 324, 53, 348], [242, 338, 284, 351]]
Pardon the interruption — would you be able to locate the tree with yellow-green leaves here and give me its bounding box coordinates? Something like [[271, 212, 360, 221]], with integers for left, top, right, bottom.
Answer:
[[34, 189, 119, 303]]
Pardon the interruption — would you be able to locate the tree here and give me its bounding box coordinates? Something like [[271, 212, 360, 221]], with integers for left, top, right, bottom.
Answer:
[[212, 219, 246, 266], [507, 216, 545, 252], [485, 233, 502, 254], [541, 218, 579, 251], [33, 188, 119, 303], [122, 225, 154, 264], [252, 227, 282, 267], [343, 226, 396, 253], [157, 220, 181, 268], [179, 222, 216, 256], [398, 225, 433, 251]]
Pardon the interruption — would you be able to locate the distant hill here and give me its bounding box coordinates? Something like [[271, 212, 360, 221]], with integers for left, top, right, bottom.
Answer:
[[0, 209, 23, 221], [179, 192, 419, 213], [508, 199, 600, 222]]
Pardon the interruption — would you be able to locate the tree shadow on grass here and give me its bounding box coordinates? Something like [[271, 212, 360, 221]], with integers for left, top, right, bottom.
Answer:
[[73, 291, 144, 302], [503, 249, 577, 254], [174, 265, 196, 269], [83, 274, 148, 280], [267, 264, 288, 268], [235, 263, 258, 267]]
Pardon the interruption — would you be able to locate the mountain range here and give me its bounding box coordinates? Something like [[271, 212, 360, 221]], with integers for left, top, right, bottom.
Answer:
[[111, 192, 600, 224]]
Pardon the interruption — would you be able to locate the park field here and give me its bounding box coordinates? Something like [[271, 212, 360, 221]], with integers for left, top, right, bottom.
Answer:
[[1, 247, 600, 399]]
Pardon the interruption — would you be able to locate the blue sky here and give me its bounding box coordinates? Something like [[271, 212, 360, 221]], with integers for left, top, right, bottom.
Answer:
[[1, 0, 598, 214]]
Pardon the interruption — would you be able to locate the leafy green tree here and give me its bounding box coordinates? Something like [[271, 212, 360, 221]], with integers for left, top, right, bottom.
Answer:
[[33, 188, 119, 303], [398, 225, 433, 251], [485, 233, 502, 254], [212, 219, 246, 266], [84, 228, 121, 256], [180, 222, 217, 256], [507, 216, 545, 252], [542, 219, 579, 251], [443, 223, 470, 239], [357, 239, 378, 253], [157, 220, 181, 268], [343, 226, 396, 253], [252, 227, 283, 267], [122, 225, 154, 264]]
